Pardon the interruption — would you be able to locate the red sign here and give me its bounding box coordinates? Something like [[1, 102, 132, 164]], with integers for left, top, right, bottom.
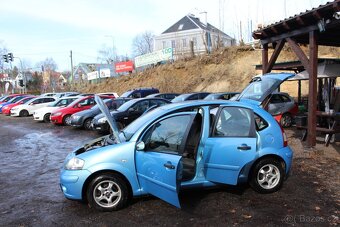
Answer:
[[115, 61, 134, 73]]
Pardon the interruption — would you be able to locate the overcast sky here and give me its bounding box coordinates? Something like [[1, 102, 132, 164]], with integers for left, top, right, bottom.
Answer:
[[0, 0, 329, 71]]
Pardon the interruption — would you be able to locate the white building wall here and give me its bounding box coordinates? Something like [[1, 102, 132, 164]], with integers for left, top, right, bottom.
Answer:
[[155, 28, 235, 58]]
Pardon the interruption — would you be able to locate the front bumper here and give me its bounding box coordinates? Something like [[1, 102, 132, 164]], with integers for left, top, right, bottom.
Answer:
[[70, 116, 83, 127], [60, 168, 92, 200], [10, 109, 20, 117], [33, 112, 44, 121], [50, 115, 63, 124]]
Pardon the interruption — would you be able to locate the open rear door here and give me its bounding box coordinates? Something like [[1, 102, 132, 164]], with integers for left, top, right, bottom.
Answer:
[[237, 73, 295, 106]]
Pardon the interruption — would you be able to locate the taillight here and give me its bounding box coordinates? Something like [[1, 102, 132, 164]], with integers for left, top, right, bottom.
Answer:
[[278, 122, 288, 147]]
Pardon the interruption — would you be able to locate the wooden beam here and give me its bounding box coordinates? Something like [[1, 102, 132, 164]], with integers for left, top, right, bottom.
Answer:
[[264, 39, 286, 73], [262, 44, 268, 74], [282, 22, 290, 30], [260, 24, 318, 45], [312, 11, 322, 20], [271, 26, 279, 34], [333, 1, 340, 11], [286, 38, 310, 72], [296, 16, 305, 26], [307, 30, 318, 147]]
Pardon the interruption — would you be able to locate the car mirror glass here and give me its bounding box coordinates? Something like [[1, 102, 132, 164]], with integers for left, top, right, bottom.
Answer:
[[136, 141, 145, 151]]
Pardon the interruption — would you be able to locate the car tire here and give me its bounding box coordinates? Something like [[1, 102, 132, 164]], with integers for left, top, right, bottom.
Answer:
[[83, 118, 93, 130], [86, 173, 130, 211], [19, 110, 29, 117], [43, 113, 51, 123], [63, 115, 72, 126], [249, 158, 284, 194], [280, 113, 292, 128]]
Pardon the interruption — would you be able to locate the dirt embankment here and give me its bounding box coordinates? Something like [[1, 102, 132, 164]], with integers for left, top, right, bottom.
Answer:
[[78, 46, 340, 97]]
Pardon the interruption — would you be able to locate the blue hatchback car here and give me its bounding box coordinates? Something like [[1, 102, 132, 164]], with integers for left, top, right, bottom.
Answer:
[[60, 73, 294, 211]]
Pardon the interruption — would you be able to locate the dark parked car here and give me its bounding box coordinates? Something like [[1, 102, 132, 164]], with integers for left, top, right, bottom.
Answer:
[[70, 98, 132, 129], [146, 93, 180, 101], [92, 97, 170, 134], [204, 92, 240, 101], [171, 92, 211, 102], [120, 87, 159, 98]]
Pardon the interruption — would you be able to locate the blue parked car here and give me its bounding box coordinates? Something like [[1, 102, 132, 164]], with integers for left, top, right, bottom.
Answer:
[[60, 73, 294, 211]]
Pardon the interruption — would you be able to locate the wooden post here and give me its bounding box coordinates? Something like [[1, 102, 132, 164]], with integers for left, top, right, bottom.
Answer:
[[307, 30, 318, 147], [262, 44, 268, 74], [298, 80, 302, 104]]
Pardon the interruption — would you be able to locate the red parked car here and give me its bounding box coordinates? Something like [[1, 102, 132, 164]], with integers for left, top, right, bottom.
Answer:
[[2, 96, 36, 116], [50, 95, 110, 125]]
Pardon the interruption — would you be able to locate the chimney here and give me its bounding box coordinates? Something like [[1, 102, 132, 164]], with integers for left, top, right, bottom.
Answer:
[[199, 11, 207, 26]]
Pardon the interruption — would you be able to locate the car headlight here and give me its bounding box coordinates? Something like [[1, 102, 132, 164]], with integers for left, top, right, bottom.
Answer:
[[65, 157, 85, 170], [72, 115, 81, 119], [98, 117, 107, 124], [52, 112, 62, 116]]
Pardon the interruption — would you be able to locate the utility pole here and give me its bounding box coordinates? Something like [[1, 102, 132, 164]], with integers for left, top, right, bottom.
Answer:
[[70, 50, 74, 84]]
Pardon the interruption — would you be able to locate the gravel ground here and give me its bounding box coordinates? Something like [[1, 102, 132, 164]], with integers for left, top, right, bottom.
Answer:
[[0, 114, 339, 226]]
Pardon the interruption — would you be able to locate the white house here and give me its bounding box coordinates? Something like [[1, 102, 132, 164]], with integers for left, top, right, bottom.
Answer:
[[154, 14, 236, 58]]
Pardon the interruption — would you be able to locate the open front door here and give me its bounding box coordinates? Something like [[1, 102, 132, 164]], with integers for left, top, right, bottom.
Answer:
[[135, 113, 196, 208]]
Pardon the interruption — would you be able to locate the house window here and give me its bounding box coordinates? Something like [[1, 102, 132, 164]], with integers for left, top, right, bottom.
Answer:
[[192, 37, 197, 46], [182, 39, 187, 48], [178, 24, 184, 30], [162, 41, 166, 49], [171, 40, 175, 48]]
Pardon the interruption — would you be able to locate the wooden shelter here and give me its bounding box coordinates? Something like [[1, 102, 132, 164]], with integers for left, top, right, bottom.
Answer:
[[252, 0, 340, 146]]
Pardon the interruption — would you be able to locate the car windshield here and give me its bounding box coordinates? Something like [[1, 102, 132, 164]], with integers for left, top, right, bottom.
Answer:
[[49, 98, 77, 107], [122, 107, 165, 141], [19, 97, 34, 104], [171, 94, 191, 102], [8, 96, 23, 103], [238, 77, 278, 102], [116, 99, 138, 112], [120, 90, 133, 98], [90, 99, 111, 110]]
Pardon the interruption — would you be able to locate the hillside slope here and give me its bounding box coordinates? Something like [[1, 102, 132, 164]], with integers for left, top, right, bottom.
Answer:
[[78, 46, 340, 97]]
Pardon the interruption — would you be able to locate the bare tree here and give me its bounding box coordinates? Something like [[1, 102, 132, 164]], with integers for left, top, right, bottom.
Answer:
[[0, 41, 9, 71], [36, 57, 58, 72], [132, 31, 154, 56], [97, 44, 118, 64]]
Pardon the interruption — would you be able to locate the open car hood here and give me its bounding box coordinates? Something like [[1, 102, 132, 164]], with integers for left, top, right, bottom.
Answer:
[[237, 73, 295, 105], [94, 95, 121, 144]]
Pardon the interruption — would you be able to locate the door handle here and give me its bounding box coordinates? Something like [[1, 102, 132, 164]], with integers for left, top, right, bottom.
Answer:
[[164, 162, 175, 169], [237, 144, 251, 150]]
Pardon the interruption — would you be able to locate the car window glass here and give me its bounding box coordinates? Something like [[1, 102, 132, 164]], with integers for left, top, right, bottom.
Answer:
[[214, 107, 253, 137], [32, 99, 42, 104], [270, 94, 283, 104], [281, 95, 290, 102], [254, 114, 268, 131], [131, 100, 149, 112], [78, 98, 90, 106], [143, 115, 192, 154], [187, 94, 199, 100]]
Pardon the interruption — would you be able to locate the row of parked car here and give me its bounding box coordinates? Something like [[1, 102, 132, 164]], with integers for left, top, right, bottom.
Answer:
[[1, 73, 298, 212], [0, 88, 245, 135]]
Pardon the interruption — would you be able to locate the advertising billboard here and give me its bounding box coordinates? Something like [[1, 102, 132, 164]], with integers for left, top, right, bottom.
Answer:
[[134, 47, 173, 68], [87, 71, 99, 80], [115, 61, 134, 73], [99, 68, 111, 78]]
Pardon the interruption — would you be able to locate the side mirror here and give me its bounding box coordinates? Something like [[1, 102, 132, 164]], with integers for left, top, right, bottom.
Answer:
[[136, 141, 145, 151]]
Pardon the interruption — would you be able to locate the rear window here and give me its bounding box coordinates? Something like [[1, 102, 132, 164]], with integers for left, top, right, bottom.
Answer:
[[254, 114, 268, 131]]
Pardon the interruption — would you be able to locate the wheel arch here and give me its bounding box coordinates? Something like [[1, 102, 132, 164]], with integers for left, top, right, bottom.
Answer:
[[239, 154, 286, 184], [81, 169, 133, 202]]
